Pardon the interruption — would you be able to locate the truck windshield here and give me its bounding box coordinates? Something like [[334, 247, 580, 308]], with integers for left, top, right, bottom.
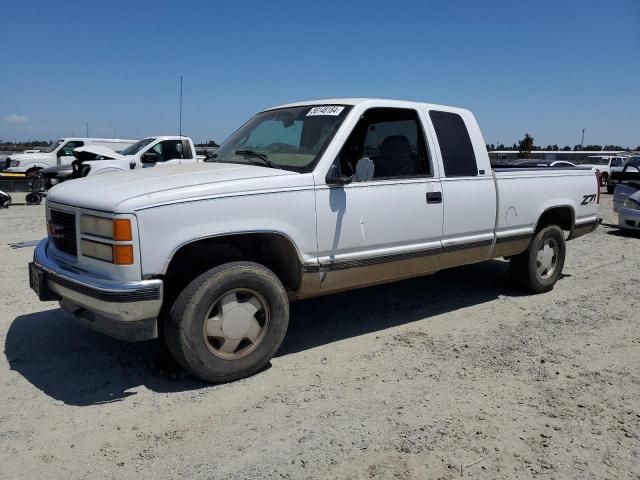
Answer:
[[43, 140, 64, 153], [120, 138, 156, 155], [208, 105, 352, 172]]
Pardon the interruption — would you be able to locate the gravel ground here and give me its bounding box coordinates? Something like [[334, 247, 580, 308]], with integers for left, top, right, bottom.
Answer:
[[1, 193, 639, 479]]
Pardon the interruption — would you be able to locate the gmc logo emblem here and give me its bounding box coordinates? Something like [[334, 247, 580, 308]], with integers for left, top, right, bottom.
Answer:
[[48, 223, 65, 239]]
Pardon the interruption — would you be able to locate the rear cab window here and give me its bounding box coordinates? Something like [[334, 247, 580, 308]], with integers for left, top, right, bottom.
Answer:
[[429, 110, 477, 177]]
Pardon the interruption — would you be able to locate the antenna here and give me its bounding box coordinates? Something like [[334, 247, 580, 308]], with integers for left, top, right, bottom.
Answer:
[[179, 75, 183, 136]]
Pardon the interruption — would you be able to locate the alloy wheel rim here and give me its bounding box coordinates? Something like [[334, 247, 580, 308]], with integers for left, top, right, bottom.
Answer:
[[536, 238, 558, 280], [202, 288, 269, 360]]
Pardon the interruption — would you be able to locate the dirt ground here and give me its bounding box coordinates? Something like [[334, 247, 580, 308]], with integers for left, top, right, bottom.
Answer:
[[0, 193, 638, 480]]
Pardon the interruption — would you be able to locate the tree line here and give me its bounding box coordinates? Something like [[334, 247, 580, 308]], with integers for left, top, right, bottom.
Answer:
[[487, 134, 637, 157]]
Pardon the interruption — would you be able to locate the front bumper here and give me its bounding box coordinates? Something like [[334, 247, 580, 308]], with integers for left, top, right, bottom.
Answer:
[[31, 238, 163, 341], [618, 207, 640, 230]]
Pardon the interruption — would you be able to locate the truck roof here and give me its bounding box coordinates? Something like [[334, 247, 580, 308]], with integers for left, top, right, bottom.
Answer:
[[139, 136, 192, 141], [58, 137, 137, 142], [265, 98, 471, 116]]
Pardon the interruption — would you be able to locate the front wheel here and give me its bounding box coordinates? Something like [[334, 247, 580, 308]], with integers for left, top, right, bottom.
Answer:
[[510, 225, 566, 293], [164, 261, 289, 383]]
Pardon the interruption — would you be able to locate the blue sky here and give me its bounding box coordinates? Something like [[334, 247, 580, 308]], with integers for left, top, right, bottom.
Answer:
[[1, 0, 638, 147]]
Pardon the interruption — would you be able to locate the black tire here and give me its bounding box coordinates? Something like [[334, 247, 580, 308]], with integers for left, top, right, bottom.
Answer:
[[510, 225, 566, 293], [25, 192, 42, 205], [164, 261, 289, 383], [606, 183, 614, 194]]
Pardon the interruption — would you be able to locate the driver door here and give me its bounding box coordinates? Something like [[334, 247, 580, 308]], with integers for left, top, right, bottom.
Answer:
[[314, 107, 443, 292], [141, 140, 184, 167]]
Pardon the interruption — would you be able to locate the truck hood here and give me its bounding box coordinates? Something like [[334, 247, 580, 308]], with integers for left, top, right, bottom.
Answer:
[[73, 145, 126, 160], [47, 162, 301, 213], [7, 152, 52, 161]]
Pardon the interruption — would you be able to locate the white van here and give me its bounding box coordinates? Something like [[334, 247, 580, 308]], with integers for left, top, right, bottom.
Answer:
[[3, 138, 136, 173]]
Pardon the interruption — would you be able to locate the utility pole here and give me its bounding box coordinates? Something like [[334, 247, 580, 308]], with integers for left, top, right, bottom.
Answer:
[[86, 122, 89, 137], [580, 129, 585, 147], [179, 75, 183, 136]]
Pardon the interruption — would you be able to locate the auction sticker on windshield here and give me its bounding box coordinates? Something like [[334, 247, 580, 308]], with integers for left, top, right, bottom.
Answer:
[[306, 106, 345, 116]]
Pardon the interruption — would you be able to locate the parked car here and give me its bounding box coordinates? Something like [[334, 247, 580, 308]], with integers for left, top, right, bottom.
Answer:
[[3, 138, 136, 173], [581, 155, 626, 192], [72, 136, 204, 177], [611, 157, 640, 230], [513, 160, 576, 168], [29, 98, 601, 383]]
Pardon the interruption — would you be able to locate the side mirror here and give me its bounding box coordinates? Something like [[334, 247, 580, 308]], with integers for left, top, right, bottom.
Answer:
[[141, 152, 159, 164], [326, 164, 352, 186]]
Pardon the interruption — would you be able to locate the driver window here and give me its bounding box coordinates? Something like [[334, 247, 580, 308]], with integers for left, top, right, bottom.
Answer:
[[59, 141, 84, 156], [337, 108, 430, 180], [150, 140, 184, 162]]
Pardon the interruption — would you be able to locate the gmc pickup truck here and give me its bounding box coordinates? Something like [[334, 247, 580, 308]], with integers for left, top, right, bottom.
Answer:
[[29, 98, 601, 383]]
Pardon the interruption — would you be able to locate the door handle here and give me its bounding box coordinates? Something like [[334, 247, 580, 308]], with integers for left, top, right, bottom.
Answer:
[[426, 192, 442, 204]]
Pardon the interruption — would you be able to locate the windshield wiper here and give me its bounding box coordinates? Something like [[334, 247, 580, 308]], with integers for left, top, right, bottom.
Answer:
[[234, 149, 280, 169]]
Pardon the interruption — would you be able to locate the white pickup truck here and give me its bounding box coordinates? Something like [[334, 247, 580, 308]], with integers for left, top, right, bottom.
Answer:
[[4, 138, 136, 173], [29, 98, 601, 383], [73, 136, 203, 177], [581, 155, 626, 193]]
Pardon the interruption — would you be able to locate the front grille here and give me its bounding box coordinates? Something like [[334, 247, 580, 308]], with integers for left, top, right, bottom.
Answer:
[[50, 209, 77, 256]]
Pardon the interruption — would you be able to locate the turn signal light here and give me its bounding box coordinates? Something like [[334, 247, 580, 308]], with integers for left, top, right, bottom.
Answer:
[[113, 219, 132, 241], [113, 245, 134, 265]]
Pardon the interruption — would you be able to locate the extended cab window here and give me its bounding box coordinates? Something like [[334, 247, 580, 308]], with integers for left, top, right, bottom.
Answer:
[[429, 110, 477, 177], [338, 108, 430, 179]]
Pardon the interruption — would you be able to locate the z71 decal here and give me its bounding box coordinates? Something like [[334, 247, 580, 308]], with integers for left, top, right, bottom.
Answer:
[[581, 194, 597, 205]]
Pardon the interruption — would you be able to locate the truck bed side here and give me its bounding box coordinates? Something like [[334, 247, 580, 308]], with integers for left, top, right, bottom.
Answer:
[[491, 168, 599, 257]]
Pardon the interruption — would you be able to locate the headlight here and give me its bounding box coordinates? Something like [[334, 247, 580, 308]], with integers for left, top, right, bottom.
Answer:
[[80, 240, 133, 264], [80, 215, 132, 240], [623, 197, 640, 210], [81, 239, 113, 262], [79, 215, 134, 264]]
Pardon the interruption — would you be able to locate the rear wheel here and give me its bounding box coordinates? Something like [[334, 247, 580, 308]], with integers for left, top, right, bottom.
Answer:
[[606, 183, 615, 194], [164, 261, 289, 383], [510, 225, 566, 293]]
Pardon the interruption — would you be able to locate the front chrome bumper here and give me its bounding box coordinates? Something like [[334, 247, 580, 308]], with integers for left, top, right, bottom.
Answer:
[[31, 238, 163, 341]]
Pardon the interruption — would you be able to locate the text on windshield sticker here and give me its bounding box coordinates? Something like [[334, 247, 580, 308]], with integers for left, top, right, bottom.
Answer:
[[306, 106, 345, 116]]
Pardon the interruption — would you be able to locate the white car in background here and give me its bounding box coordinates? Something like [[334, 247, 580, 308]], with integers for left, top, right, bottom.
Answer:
[[3, 138, 136, 173], [612, 157, 640, 230], [581, 155, 626, 192], [73, 136, 204, 177]]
